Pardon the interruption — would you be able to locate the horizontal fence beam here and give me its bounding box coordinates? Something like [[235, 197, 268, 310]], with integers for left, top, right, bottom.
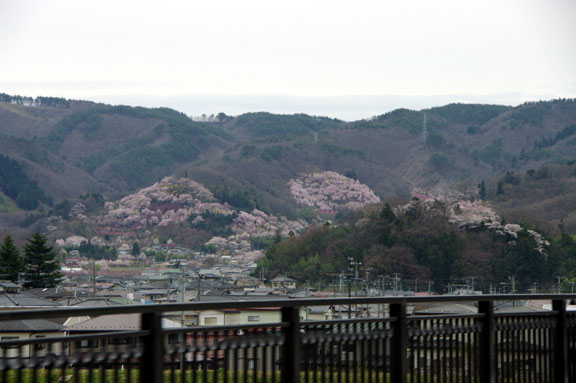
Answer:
[[1, 294, 575, 321]]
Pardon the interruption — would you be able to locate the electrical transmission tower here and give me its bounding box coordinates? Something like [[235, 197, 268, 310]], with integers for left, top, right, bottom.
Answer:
[[421, 112, 428, 142]]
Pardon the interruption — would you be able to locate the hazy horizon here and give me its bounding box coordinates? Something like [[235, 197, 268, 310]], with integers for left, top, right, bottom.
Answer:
[[0, 90, 565, 121]]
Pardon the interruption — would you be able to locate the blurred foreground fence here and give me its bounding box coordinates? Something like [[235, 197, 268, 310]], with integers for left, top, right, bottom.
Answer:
[[0, 294, 574, 383]]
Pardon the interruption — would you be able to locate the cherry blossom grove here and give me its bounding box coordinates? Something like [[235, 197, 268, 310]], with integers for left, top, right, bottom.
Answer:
[[288, 171, 380, 210], [99, 177, 228, 229], [230, 209, 307, 238], [405, 192, 551, 255], [98, 177, 307, 240]]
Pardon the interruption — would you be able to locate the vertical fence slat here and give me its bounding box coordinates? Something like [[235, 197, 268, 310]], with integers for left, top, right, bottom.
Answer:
[[390, 303, 407, 383], [553, 299, 568, 383], [140, 312, 163, 383], [281, 307, 301, 383], [478, 301, 495, 383]]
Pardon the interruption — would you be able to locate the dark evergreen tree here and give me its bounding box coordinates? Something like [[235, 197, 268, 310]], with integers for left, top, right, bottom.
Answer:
[[496, 181, 504, 195], [77, 241, 117, 260], [0, 235, 24, 282], [380, 203, 397, 223], [273, 230, 282, 244], [132, 241, 140, 256], [503, 230, 547, 287], [344, 169, 358, 180], [478, 180, 486, 200], [23, 233, 61, 288]]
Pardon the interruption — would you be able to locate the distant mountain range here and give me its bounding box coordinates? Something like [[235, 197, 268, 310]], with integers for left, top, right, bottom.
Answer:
[[1, 94, 576, 231]]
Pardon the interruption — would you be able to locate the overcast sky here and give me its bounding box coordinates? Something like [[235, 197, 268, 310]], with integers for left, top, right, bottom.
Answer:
[[1, 0, 575, 120]]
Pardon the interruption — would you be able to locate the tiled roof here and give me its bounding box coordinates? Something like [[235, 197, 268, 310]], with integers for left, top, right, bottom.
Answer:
[[69, 298, 125, 307], [65, 314, 183, 331], [0, 319, 63, 332], [0, 281, 22, 289], [26, 287, 76, 298], [271, 276, 296, 282], [0, 292, 61, 307]]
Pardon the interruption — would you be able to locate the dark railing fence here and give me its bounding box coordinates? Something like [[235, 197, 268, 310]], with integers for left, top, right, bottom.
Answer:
[[0, 294, 574, 383]]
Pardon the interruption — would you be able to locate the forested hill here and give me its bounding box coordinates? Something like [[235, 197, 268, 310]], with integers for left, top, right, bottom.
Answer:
[[0, 94, 230, 205], [1, 94, 576, 222], [487, 161, 576, 233], [257, 199, 576, 293]]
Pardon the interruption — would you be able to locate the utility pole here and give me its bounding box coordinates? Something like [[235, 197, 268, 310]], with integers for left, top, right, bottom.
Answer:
[[421, 112, 428, 142], [189, 269, 202, 301], [180, 274, 186, 371], [556, 276, 563, 293], [511, 276, 516, 307], [180, 275, 186, 325], [500, 276, 516, 295], [197, 275, 201, 301], [93, 261, 97, 297], [392, 273, 400, 296], [469, 277, 476, 293]]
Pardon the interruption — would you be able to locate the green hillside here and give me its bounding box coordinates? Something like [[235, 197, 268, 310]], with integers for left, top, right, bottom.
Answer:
[[1, 95, 576, 224], [0, 153, 51, 210], [487, 161, 576, 233], [0, 191, 19, 213], [257, 199, 576, 293]]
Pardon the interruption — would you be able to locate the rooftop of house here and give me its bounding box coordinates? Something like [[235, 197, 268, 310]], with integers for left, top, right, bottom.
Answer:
[[0, 281, 22, 292], [0, 319, 63, 332], [271, 276, 297, 283], [66, 297, 131, 307], [25, 287, 85, 301], [0, 291, 61, 308], [65, 314, 183, 331]]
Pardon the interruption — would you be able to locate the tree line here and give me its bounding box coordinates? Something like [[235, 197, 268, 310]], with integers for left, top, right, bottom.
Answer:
[[0, 93, 70, 108], [0, 233, 61, 288]]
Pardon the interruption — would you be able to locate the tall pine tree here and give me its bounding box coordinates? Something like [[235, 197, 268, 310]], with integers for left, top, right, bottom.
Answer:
[[23, 233, 62, 288], [478, 180, 486, 200], [131, 241, 140, 256], [0, 235, 24, 282]]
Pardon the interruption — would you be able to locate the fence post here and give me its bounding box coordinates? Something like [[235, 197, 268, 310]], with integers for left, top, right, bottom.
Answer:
[[478, 300, 495, 383], [390, 303, 407, 383], [281, 306, 301, 383], [141, 312, 164, 383], [553, 299, 568, 383]]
